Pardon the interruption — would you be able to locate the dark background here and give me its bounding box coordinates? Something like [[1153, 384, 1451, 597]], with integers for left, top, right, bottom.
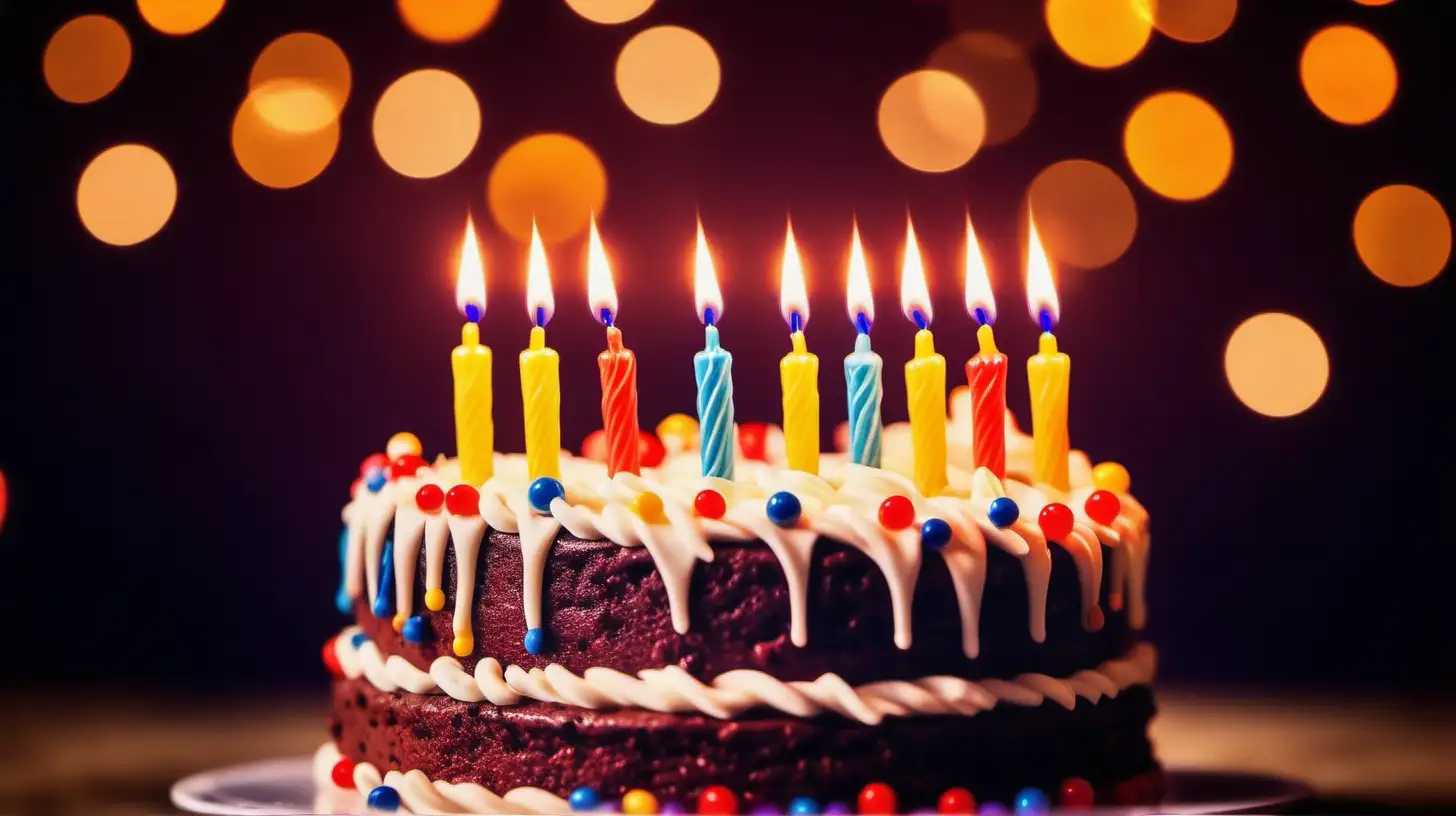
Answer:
[[0, 0, 1451, 696]]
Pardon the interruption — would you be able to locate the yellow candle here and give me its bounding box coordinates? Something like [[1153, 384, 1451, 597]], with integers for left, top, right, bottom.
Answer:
[[520, 325, 560, 480], [1027, 331, 1070, 491], [453, 322, 494, 484], [780, 330, 820, 474], [905, 328, 947, 496]]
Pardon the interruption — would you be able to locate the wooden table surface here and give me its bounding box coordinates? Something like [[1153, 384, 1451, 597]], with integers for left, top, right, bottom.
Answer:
[[2, 689, 1451, 814]]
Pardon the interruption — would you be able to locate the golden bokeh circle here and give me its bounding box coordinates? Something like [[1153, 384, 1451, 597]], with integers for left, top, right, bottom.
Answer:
[[877, 69, 987, 173], [396, 0, 500, 43], [1351, 0, 1396, 6], [487, 134, 608, 244], [373, 69, 481, 178], [615, 26, 721, 125], [43, 15, 132, 104], [1299, 25, 1397, 126], [232, 91, 340, 189], [250, 33, 352, 132], [248, 79, 340, 135], [565, 0, 655, 25], [1123, 90, 1233, 201], [1045, 0, 1153, 69], [1028, 160, 1138, 269], [136, 0, 226, 35], [76, 144, 177, 246], [927, 31, 1038, 146], [1152, 0, 1236, 43], [1353, 185, 1450, 288], [1225, 313, 1329, 418]]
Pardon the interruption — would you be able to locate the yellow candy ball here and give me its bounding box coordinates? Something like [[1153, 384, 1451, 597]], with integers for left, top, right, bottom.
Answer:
[[1092, 461, 1131, 494], [656, 413, 699, 449], [425, 588, 446, 611], [387, 431, 423, 460], [622, 789, 660, 815], [392, 613, 407, 632], [453, 632, 474, 657], [632, 491, 667, 524]]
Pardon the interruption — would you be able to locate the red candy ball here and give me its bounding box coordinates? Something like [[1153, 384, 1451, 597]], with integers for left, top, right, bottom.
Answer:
[[858, 783, 897, 815], [738, 422, 770, 462], [697, 785, 739, 815], [581, 429, 609, 462], [322, 638, 342, 677], [349, 478, 362, 498], [330, 757, 356, 789], [638, 431, 667, 468], [878, 495, 915, 530], [445, 484, 480, 516], [938, 787, 975, 814], [695, 489, 727, 520], [415, 484, 445, 513], [359, 453, 389, 477], [389, 454, 426, 480], [1060, 777, 1094, 809], [1084, 490, 1121, 526], [1038, 502, 1075, 541]]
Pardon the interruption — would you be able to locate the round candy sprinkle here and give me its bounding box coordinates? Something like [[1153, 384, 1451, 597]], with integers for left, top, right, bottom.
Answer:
[[424, 588, 446, 612], [415, 483, 445, 513], [660, 802, 687, 815], [350, 633, 368, 648], [524, 627, 547, 655], [749, 806, 780, 816], [878, 495, 915, 530], [452, 632, 473, 657], [330, 756, 356, 789], [365, 470, 388, 493], [389, 454, 426, 480], [1038, 503, 1074, 541], [656, 412, 700, 449], [766, 491, 802, 528], [367, 785, 401, 811], [528, 476, 566, 514], [697, 785, 739, 815], [322, 638, 342, 676], [623, 789, 660, 815], [788, 796, 820, 815], [738, 422, 770, 462], [1084, 490, 1121, 526], [937, 788, 974, 814], [445, 484, 480, 516], [568, 787, 601, 812], [402, 616, 431, 644], [920, 517, 953, 551], [1092, 461, 1131, 494], [387, 432, 423, 460], [581, 429, 609, 463], [822, 803, 851, 816], [988, 496, 1020, 529], [977, 804, 1008, 816], [359, 453, 390, 477], [638, 430, 668, 468], [694, 488, 727, 520], [1013, 787, 1048, 815], [1059, 777, 1094, 809], [858, 782, 897, 815], [632, 491, 667, 524], [392, 613, 406, 632], [598, 801, 622, 814]]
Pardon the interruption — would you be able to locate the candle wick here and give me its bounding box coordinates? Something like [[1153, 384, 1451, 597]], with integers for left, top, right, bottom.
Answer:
[[535, 305, 547, 329], [1038, 308, 1054, 334], [703, 306, 717, 327], [854, 311, 871, 335], [912, 309, 929, 331], [464, 303, 481, 324], [600, 308, 614, 328], [790, 311, 804, 334], [973, 306, 989, 327]]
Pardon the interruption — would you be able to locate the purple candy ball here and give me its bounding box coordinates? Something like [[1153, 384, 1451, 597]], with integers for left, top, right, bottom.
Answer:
[[750, 806, 781, 816], [597, 799, 621, 813], [822, 803, 852, 816], [979, 804, 1010, 816], [660, 802, 687, 815]]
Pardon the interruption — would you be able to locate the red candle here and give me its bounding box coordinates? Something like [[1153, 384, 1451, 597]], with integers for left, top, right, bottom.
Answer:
[[962, 213, 1006, 479], [587, 214, 641, 477]]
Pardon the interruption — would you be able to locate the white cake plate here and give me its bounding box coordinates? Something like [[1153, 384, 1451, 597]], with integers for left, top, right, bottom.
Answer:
[[171, 756, 1311, 815]]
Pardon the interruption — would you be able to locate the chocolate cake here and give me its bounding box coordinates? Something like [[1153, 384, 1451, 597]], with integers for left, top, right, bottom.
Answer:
[[314, 398, 1157, 814]]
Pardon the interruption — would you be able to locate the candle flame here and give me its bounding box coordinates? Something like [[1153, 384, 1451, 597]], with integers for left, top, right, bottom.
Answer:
[[586, 213, 617, 324], [1025, 215, 1060, 329], [779, 218, 810, 329], [963, 211, 996, 325], [525, 218, 555, 326], [693, 218, 723, 324], [455, 213, 486, 318], [845, 219, 874, 329], [899, 215, 932, 327]]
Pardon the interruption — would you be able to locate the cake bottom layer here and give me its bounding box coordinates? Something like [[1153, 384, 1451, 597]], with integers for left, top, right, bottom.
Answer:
[[329, 676, 1161, 811]]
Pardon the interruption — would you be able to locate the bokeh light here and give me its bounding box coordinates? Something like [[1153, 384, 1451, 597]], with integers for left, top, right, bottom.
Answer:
[[615, 26, 721, 125], [1351, 0, 1396, 6], [1123, 90, 1233, 201], [0, 468, 7, 534], [373, 69, 481, 178], [1028, 160, 1138, 269], [397, 0, 500, 43], [232, 91, 340, 189], [1299, 25, 1397, 126], [949, 0, 1045, 47], [877, 69, 986, 173], [927, 31, 1037, 146], [1225, 313, 1329, 418], [1045, 0, 1153, 69], [43, 15, 131, 104], [136, 0, 226, 35], [76, 144, 177, 246], [565, 0, 655, 25], [1354, 185, 1450, 288], [250, 33, 352, 132], [488, 134, 608, 244], [1152, 0, 1236, 43]]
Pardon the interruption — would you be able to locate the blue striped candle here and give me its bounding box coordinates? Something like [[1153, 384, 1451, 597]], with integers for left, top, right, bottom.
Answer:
[[694, 322, 735, 479], [844, 329, 883, 467]]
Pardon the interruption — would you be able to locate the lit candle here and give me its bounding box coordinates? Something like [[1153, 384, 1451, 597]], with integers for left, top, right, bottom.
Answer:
[[843, 220, 883, 468], [692, 220, 735, 480], [587, 215, 640, 477], [453, 214, 494, 485], [900, 216, 947, 496], [779, 219, 820, 475], [1025, 217, 1071, 492], [962, 213, 1007, 481], [520, 219, 561, 480]]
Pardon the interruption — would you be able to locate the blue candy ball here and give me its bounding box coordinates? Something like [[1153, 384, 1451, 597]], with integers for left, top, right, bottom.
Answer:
[[528, 477, 566, 514], [365, 469, 388, 493], [568, 787, 601, 812], [766, 491, 802, 528], [350, 633, 368, 648], [367, 785, 401, 811], [1014, 787, 1049, 815], [335, 587, 352, 615], [524, 627, 547, 656], [822, 803, 852, 816], [988, 496, 1020, 529], [788, 796, 821, 815], [920, 517, 952, 550], [401, 616, 431, 644]]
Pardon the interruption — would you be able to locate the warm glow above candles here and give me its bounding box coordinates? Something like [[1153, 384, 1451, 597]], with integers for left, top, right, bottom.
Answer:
[[526, 218, 555, 327], [456, 213, 487, 319], [963, 213, 995, 326], [899, 217, 932, 328], [1026, 216, 1060, 330], [779, 219, 810, 330], [694, 219, 723, 324], [846, 221, 874, 329], [587, 214, 616, 324]]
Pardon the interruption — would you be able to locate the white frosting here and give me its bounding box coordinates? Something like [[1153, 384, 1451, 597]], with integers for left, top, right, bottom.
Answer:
[[335, 625, 1158, 726], [314, 741, 569, 815]]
